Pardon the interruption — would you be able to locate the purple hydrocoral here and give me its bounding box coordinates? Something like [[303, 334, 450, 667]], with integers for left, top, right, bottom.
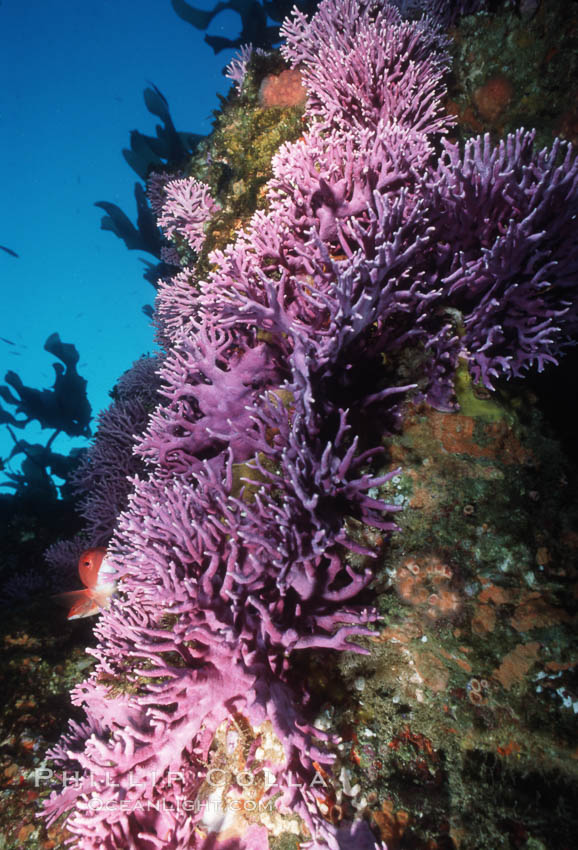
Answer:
[[43, 536, 91, 590], [149, 175, 219, 350], [156, 176, 219, 252], [44, 423, 394, 847], [280, 0, 452, 135], [426, 131, 578, 387], [138, 323, 281, 473], [43, 634, 285, 849], [153, 268, 204, 347], [225, 43, 255, 90], [202, 121, 436, 408], [147, 170, 176, 215], [238, 389, 402, 569], [268, 121, 433, 243], [224, 43, 268, 92], [68, 356, 162, 544]]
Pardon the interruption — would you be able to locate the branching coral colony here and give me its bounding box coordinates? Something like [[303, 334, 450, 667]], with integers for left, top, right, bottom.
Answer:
[[42, 1, 578, 848]]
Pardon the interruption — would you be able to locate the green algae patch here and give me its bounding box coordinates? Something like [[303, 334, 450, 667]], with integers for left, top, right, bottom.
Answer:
[[183, 56, 305, 281], [454, 361, 514, 423]]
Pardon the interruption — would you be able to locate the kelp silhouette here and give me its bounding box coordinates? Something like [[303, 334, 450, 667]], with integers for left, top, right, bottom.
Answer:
[[96, 183, 162, 256], [0, 334, 91, 497], [95, 84, 201, 286], [1, 333, 91, 438], [123, 84, 204, 181], [171, 0, 319, 52]]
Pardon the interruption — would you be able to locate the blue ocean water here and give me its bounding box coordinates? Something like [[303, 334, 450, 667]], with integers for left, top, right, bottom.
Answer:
[[0, 0, 238, 490]]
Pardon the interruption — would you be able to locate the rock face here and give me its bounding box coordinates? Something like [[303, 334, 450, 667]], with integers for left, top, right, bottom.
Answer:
[[333, 396, 578, 849]]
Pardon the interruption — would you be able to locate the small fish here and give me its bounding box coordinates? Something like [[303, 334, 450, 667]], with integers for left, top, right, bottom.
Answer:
[[0, 245, 19, 258], [54, 548, 116, 619], [0, 336, 16, 345]]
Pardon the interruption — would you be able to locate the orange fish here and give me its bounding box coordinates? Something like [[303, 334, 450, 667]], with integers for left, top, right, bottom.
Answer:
[[54, 547, 116, 619]]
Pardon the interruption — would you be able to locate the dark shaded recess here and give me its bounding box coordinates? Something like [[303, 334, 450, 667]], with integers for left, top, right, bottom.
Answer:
[[524, 344, 578, 466], [0, 490, 82, 594], [461, 748, 578, 849], [171, 0, 320, 52], [0, 593, 97, 764], [482, 0, 576, 15], [314, 353, 404, 453]]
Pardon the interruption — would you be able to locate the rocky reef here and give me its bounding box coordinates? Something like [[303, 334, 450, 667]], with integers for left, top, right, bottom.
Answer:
[[2, 2, 577, 849]]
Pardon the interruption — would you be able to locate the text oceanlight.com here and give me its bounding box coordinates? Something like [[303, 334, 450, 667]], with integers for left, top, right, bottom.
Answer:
[[85, 798, 277, 813]]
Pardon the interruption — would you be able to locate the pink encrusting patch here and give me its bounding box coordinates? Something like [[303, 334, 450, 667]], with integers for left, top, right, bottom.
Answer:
[[258, 68, 307, 108]]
